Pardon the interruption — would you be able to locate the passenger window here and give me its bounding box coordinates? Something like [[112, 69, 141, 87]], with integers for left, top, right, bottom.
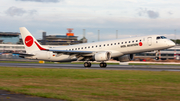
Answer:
[[140, 40, 141, 42], [85, 47, 87, 49], [96, 45, 98, 47], [129, 41, 130, 43], [104, 44, 105, 46], [88, 46, 90, 48], [78, 48, 80, 50], [107, 44, 109, 46], [81, 47, 83, 49], [114, 43, 116, 45], [92, 46, 94, 48], [69, 49, 71, 51], [118, 42, 120, 45], [132, 41, 134, 43], [99, 45, 101, 47], [125, 42, 127, 44], [111, 43, 113, 45], [72, 49, 74, 50], [136, 40, 138, 42], [121, 42, 123, 44]]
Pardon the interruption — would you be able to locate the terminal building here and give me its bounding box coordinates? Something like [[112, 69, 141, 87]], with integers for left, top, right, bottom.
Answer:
[[0, 32, 20, 44], [135, 45, 180, 60], [40, 28, 87, 45]]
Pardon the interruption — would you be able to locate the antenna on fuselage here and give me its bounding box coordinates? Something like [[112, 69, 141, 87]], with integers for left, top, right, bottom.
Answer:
[[116, 30, 118, 39]]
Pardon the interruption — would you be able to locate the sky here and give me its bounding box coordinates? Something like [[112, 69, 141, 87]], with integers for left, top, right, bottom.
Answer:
[[0, 0, 180, 42]]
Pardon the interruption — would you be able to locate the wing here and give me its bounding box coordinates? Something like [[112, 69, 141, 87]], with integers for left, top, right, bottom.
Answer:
[[47, 49, 93, 54], [47, 49, 95, 61]]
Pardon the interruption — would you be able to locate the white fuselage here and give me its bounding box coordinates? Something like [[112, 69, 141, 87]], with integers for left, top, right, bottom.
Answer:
[[28, 35, 175, 62]]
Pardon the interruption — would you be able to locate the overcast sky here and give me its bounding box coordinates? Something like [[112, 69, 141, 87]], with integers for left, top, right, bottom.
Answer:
[[0, 0, 180, 42]]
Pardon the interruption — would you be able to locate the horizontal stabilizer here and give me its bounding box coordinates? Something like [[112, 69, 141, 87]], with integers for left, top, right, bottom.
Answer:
[[13, 53, 34, 56]]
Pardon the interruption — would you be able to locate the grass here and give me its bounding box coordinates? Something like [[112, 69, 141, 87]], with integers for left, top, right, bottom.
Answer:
[[0, 67, 180, 101]]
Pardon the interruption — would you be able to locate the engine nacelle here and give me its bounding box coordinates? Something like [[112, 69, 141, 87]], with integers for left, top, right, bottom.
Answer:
[[113, 54, 134, 62], [93, 51, 111, 62]]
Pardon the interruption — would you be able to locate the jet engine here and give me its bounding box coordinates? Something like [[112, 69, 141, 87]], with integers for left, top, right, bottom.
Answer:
[[113, 54, 134, 62], [93, 51, 111, 62]]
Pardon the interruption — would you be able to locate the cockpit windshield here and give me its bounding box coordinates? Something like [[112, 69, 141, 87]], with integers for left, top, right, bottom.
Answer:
[[156, 36, 167, 40]]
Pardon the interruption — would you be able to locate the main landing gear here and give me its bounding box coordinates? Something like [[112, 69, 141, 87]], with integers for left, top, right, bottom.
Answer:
[[84, 62, 107, 68], [99, 62, 107, 68], [84, 62, 91, 67]]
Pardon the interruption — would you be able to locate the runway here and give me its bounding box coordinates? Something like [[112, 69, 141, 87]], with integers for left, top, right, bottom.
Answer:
[[0, 63, 180, 71]]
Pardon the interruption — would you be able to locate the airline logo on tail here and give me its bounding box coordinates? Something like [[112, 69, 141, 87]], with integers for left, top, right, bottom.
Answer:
[[25, 36, 33, 47], [24, 35, 46, 50]]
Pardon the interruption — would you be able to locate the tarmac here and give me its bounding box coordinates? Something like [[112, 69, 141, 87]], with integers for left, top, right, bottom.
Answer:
[[0, 90, 64, 101], [0, 62, 180, 71]]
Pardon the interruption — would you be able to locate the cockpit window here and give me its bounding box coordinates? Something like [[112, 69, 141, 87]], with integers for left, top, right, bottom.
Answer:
[[156, 37, 160, 39], [156, 36, 167, 40], [161, 36, 167, 39]]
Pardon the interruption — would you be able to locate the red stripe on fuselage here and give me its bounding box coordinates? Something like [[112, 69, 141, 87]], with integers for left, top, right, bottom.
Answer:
[[34, 41, 46, 50]]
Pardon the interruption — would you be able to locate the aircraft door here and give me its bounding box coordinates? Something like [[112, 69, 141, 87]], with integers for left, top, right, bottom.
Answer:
[[147, 37, 152, 46]]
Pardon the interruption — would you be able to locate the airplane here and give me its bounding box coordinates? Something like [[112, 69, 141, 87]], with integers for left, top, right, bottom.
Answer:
[[19, 27, 175, 68]]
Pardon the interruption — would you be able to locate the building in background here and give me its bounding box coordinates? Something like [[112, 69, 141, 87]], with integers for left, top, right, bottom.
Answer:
[[135, 45, 180, 60], [41, 28, 87, 45], [0, 44, 25, 53], [0, 32, 20, 44]]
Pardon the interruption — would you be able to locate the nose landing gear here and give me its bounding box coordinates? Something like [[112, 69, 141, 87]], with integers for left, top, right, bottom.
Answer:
[[155, 57, 159, 60], [155, 50, 160, 60]]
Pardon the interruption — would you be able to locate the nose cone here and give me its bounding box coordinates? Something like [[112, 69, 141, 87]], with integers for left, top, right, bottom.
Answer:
[[167, 40, 175, 47]]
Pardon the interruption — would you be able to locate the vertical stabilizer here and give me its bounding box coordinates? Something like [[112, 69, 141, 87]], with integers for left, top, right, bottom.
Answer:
[[19, 27, 46, 53]]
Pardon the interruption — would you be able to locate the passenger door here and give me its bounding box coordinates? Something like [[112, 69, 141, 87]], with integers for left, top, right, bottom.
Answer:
[[147, 37, 152, 46]]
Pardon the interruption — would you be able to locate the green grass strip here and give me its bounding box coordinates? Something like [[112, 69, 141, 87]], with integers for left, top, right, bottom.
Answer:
[[0, 66, 180, 101]]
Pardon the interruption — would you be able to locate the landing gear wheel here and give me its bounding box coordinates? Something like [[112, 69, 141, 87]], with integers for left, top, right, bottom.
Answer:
[[84, 62, 91, 67], [100, 63, 107, 68], [155, 57, 159, 60], [155, 50, 160, 60], [103, 63, 107, 67]]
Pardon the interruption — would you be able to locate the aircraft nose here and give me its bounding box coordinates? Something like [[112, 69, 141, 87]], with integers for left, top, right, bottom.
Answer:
[[167, 40, 175, 47]]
